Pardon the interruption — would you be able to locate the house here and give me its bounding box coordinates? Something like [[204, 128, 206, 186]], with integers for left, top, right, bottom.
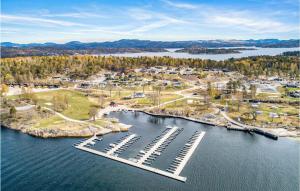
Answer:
[[52, 75, 62, 80], [284, 81, 300, 88], [173, 82, 182, 87], [132, 92, 145, 98], [269, 112, 279, 118], [289, 90, 300, 98], [79, 83, 91, 89], [110, 101, 118, 107], [162, 80, 171, 86]]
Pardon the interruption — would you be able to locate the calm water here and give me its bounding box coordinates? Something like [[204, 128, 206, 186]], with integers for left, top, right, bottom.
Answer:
[[98, 47, 300, 61], [1, 112, 299, 191]]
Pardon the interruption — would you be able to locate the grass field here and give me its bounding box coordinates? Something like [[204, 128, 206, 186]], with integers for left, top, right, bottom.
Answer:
[[34, 90, 95, 120]]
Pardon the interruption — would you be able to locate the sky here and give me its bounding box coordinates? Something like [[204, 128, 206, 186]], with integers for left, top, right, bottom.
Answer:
[[1, 0, 299, 43]]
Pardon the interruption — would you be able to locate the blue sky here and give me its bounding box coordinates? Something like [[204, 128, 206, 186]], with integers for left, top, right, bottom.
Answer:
[[1, 0, 299, 43]]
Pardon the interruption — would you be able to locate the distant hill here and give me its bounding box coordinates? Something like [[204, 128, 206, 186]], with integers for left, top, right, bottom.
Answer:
[[1, 39, 299, 49], [1, 39, 299, 58]]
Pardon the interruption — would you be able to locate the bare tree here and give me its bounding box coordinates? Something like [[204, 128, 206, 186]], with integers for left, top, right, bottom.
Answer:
[[250, 84, 257, 99], [98, 94, 105, 108], [89, 107, 98, 121]]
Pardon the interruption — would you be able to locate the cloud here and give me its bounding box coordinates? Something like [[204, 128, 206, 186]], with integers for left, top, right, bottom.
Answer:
[[1, 27, 20, 34], [42, 12, 107, 18], [129, 21, 171, 33], [162, 0, 197, 9], [205, 11, 297, 33], [128, 8, 154, 21], [127, 8, 189, 33], [0, 14, 86, 27], [1, 1, 298, 42]]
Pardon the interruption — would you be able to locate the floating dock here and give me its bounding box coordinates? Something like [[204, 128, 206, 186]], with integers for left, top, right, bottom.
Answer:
[[75, 144, 187, 182], [75, 128, 206, 182], [137, 127, 178, 164], [172, 131, 205, 175], [106, 134, 137, 155]]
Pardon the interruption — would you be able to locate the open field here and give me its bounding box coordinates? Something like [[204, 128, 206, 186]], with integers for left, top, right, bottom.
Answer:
[[34, 90, 96, 120]]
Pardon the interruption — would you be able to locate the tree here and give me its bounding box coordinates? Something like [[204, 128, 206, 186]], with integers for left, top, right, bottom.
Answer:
[[154, 85, 162, 107], [52, 94, 67, 112], [98, 94, 105, 108], [183, 106, 191, 117], [142, 83, 146, 93], [107, 82, 113, 97], [31, 94, 38, 105], [236, 93, 243, 112], [64, 95, 69, 108], [1, 84, 9, 96], [284, 88, 289, 96], [9, 106, 17, 118], [203, 92, 210, 109], [207, 82, 213, 96], [242, 85, 247, 99], [250, 84, 257, 99], [89, 107, 98, 121]]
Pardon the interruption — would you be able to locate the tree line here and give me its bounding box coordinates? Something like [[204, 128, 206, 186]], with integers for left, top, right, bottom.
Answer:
[[1, 55, 299, 83]]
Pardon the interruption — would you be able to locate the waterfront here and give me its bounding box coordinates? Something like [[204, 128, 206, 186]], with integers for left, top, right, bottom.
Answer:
[[1, 111, 299, 191], [98, 47, 300, 61]]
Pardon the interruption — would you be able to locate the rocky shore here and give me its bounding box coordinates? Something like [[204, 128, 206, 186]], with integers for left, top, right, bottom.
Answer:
[[0, 107, 131, 138]]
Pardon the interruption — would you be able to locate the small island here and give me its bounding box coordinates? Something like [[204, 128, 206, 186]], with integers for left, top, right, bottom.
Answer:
[[175, 47, 256, 54]]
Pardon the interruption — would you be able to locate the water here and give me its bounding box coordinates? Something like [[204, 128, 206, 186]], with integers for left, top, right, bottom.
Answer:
[[97, 47, 300, 61], [1, 111, 299, 191]]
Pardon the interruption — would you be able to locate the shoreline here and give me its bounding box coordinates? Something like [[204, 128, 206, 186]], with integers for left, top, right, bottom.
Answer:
[[124, 109, 298, 139], [1, 106, 298, 139], [0, 122, 133, 138]]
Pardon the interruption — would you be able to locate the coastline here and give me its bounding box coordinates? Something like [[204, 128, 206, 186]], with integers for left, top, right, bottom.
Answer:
[[125, 109, 298, 139], [1, 106, 298, 139]]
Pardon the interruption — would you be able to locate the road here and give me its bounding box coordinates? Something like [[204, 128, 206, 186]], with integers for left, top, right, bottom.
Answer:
[[42, 107, 108, 131], [220, 110, 255, 130]]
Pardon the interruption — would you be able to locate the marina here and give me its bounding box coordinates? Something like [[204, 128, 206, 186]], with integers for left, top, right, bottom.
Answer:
[[2, 110, 299, 191], [74, 126, 206, 182]]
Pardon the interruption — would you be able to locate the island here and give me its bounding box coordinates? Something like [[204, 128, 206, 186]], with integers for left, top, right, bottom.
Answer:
[[175, 47, 257, 54]]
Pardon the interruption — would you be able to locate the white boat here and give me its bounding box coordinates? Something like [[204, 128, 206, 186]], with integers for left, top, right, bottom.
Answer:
[[109, 143, 116, 147]]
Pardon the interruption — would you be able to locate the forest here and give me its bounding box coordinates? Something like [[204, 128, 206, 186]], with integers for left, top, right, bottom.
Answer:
[[1, 54, 299, 83]]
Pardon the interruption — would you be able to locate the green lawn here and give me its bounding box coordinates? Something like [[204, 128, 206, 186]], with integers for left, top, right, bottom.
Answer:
[[35, 90, 94, 120]]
